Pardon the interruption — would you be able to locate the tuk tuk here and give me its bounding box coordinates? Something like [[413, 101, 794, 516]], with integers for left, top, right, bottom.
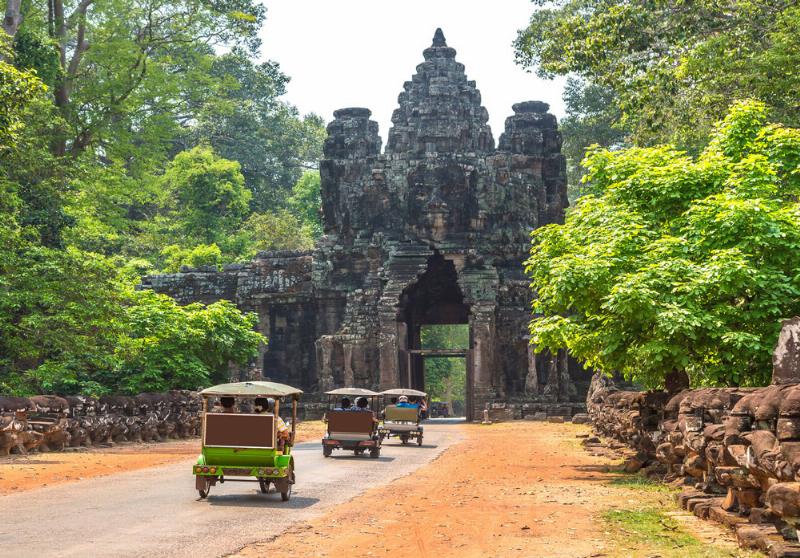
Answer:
[[193, 381, 302, 501], [322, 388, 381, 458], [379, 388, 426, 446]]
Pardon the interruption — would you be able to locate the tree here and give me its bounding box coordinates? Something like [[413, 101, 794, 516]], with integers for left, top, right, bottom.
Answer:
[[526, 101, 800, 388], [287, 170, 323, 238], [515, 1, 800, 150], [114, 292, 263, 394], [188, 49, 326, 211], [560, 77, 627, 202], [161, 146, 251, 245], [6, 0, 265, 158], [0, 50, 44, 150], [240, 210, 315, 256]]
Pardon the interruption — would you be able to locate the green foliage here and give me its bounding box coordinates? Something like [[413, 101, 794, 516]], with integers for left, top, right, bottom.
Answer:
[[0, 0, 322, 397], [421, 325, 468, 410], [161, 146, 251, 244], [288, 171, 323, 238], [515, 1, 800, 150], [161, 244, 223, 273], [526, 101, 800, 388], [240, 210, 316, 255], [0, 56, 45, 152], [189, 50, 326, 211], [12, 29, 61, 88], [115, 292, 263, 394], [560, 77, 627, 201]]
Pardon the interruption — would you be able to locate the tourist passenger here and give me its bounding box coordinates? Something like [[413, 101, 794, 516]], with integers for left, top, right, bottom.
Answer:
[[215, 396, 236, 413], [355, 396, 379, 423], [396, 395, 418, 409], [336, 397, 353, 411], [254, 397, 290, 450]]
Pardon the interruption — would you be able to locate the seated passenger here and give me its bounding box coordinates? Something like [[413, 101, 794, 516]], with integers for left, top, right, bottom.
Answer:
[[254, 397, 289, 451], [212, 396, 237, 413], [335, 397, 353, 411], [355, 397, 378, 423], [396, 395, 418, 409]]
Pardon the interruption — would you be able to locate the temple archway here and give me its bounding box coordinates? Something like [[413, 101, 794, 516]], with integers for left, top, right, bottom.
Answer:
[[397, 253, 473, 417]]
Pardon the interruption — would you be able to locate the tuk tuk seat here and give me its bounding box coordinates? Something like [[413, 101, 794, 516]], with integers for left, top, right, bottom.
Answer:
[[327, 410, 375, 441], [384, 405, 419, 422]]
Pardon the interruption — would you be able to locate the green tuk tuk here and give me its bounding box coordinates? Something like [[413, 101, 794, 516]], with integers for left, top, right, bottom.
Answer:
[[193, 381, 302, 501], [322, 388, 381, 458], [378, 388, 426, 446]]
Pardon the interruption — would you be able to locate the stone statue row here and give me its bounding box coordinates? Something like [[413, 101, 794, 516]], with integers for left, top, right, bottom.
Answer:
[[0, 392, 202, 456], [587, 376, 800, 546]]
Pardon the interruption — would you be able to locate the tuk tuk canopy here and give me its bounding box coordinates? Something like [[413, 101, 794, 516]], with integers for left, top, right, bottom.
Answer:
[[200, 381, 303, 399], [379, 388, 427, 397], [325, 387, 379, 397]]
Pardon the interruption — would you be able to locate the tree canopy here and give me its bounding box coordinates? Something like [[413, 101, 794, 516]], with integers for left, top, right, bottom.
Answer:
[[0, 3, 322, 396], [526, 101, 800, 388], [515, 1, 800, 151]]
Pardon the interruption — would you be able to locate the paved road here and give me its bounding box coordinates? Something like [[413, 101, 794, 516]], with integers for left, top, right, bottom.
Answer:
[[0, 423, 462, 558]]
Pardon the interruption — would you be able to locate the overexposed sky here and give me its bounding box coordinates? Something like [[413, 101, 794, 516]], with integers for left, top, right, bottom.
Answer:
[[259, 0, 565, 141]]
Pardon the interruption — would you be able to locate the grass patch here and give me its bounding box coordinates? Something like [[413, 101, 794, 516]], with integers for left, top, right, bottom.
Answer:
[[603, 508, 760, 558], [608, 473, 674, 492]]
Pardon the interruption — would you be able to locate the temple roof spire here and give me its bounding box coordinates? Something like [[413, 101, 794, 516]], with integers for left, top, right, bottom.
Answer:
[[432, 28, 447, 47]]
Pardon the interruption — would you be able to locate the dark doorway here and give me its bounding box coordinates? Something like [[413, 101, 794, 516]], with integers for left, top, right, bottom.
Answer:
[[398, 253, 471, 415]]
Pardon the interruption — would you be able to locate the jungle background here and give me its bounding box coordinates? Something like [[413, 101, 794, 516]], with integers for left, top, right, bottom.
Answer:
[[2, 0, 799, 396]]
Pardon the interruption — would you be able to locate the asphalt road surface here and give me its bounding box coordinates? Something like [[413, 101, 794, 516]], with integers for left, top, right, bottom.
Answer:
[[0, 422, 462, 558]]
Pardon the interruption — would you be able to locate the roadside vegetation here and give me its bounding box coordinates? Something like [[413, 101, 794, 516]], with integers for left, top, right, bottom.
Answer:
[[0, 2, 323, 396], [602, 471, 759, 557]]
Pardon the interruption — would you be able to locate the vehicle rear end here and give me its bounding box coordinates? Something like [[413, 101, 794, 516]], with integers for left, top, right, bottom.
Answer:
[[323, 410, 380, 457], [194, 413, 292, 494]]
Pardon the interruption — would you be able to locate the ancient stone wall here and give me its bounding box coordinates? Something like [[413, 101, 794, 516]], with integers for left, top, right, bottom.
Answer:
[[141, 29, 588, 419], [586, 318, 800, 555]]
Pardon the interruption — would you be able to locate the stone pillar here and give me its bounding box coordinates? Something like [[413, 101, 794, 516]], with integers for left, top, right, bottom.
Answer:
[[378, 333, 399, 390], [343, 343, 355, 387], [525, 342, 539, 395], [315, 336, 335, 392], [469, 304, 496, 418]]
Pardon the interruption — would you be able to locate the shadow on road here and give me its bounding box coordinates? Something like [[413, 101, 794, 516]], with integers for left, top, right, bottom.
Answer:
[[325, 454, 397, 462], [380, 443, 438, 449], [424, 418, 466, 426], [205, 494, 320, 509]]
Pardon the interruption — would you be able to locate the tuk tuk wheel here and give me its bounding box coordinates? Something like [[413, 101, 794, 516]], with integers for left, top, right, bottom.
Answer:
[[259, 479, 270, 494], [280, 467, 294, 502], [417, 435, 423, 446], [323, 445, 332, 457], [354, 448, 365, 456], [369, 447, 380, 459], [400, 434, 409, 445], [198, 478, 211, 499]]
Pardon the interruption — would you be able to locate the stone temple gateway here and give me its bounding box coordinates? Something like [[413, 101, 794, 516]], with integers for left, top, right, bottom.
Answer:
[[141, 29, 591, 419]]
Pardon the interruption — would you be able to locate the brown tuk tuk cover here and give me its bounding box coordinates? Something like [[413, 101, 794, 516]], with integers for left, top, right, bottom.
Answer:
[[327, 411, 375, 434], [204, 413, 275, 448]]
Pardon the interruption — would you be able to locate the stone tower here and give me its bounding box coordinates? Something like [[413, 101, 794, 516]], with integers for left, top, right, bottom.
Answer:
[[141, 29, 588, 419]]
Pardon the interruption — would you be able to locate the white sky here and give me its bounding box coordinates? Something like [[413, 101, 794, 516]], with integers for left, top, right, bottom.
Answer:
[[259, 0, 565, 142]]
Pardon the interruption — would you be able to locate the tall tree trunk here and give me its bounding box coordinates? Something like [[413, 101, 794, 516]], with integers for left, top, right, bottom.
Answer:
[[2, 0, 23, 58]]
